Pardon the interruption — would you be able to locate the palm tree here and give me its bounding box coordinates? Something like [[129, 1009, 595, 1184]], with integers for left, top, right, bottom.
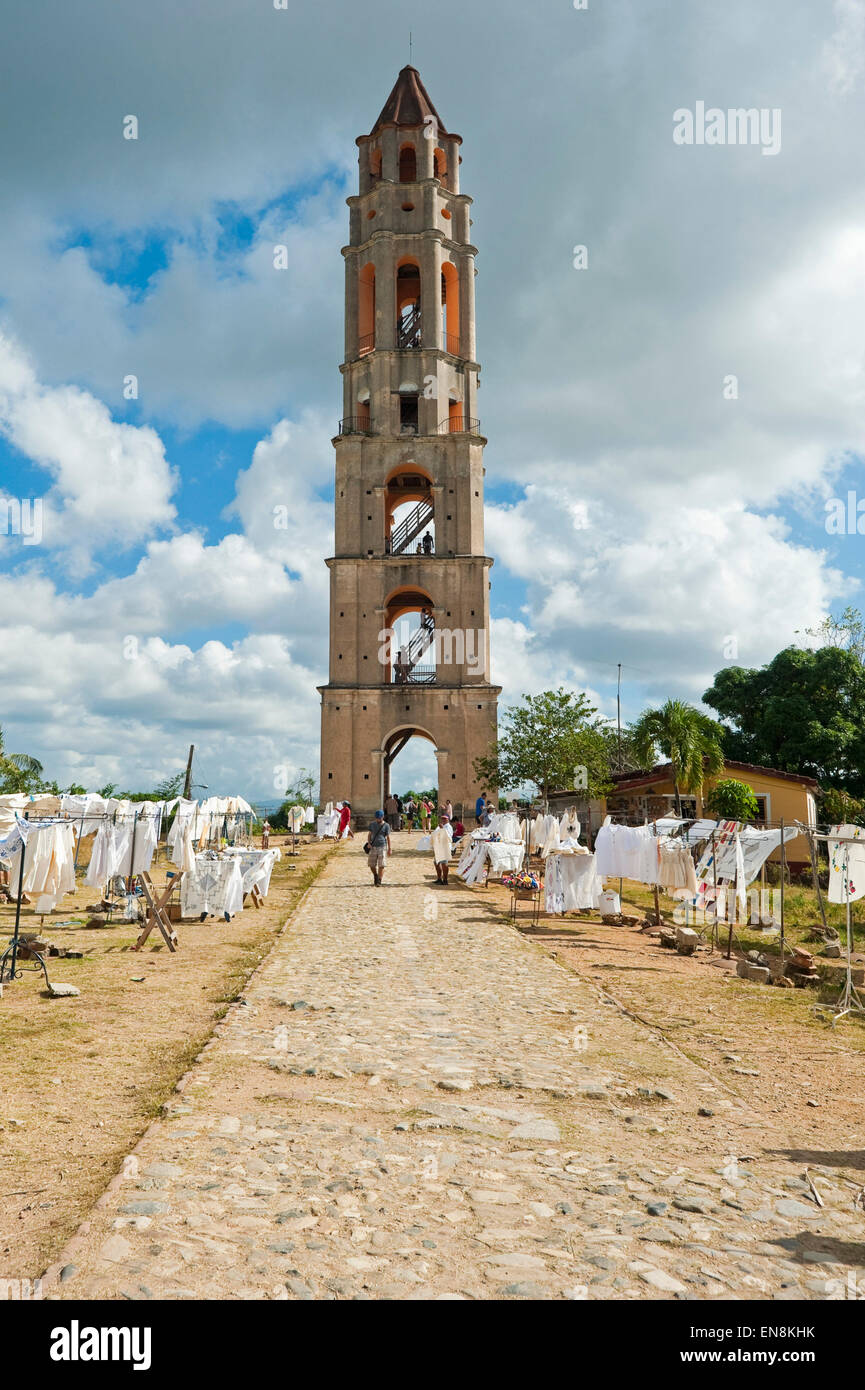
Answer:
[[631, 700, 724, 817], [0, 726, 44, 792]]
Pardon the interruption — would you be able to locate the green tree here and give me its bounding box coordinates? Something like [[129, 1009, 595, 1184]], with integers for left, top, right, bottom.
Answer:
[[704, 778, 759, 822], [0, 726, 44, 794], [703, 645, 865, 795], [820, 786, 865, 826], [473, 688, 612, 807], [632, 699, 725, 817], [800, 606, 865, 662]]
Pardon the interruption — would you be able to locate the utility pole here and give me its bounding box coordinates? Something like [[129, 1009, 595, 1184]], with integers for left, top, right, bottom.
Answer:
[[617, 663, 622, 771], [183, 744, 194, 800]]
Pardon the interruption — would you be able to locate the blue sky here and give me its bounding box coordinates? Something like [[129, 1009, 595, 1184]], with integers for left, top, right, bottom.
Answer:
[[1, 0, 863, 796]]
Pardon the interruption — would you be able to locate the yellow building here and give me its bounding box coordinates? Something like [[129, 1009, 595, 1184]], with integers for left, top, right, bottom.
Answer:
[[605, 760, 818, 870]]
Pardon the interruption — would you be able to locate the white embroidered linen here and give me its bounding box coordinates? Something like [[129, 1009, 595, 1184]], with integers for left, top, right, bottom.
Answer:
[[317, 812, 340, 839], [657, 839, 698, 893], [593, 821, 659, 883], [544, 851, 603, 914], [827, 824, 865, 903], [222, 847, 281, 897], [181, 856, 244, 918], [1, 822, 76, 912]]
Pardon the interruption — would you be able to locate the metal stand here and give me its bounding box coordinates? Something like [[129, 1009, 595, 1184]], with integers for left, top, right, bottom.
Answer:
[[0, 828, 52, 990]]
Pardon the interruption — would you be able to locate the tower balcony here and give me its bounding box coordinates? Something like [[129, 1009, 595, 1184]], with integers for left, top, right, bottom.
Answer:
[[438, 415, 480, 435], [338, 416, 376, 436]]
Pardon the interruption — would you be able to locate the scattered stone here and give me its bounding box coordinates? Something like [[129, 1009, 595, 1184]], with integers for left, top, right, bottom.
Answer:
[[99, 1235, 132, 1263], [508, 1119, 561, 1142], [636, 1266, 687, 1293], [776, 1199, 818, 1220]]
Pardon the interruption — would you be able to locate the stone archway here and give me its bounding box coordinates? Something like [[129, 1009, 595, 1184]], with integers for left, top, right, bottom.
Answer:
[[381, 723, 438, 805]]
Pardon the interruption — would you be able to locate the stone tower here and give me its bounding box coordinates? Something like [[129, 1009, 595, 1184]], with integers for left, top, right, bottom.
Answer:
[[318, 66, 500, 819]]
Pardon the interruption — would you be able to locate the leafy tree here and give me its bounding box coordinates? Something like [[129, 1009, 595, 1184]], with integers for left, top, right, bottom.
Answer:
[[704, 778, 759, 822], [631, 699, 725, 817], [800, 606, 865, 662], [820, 786, 865, 826], [473, 688, 612, 807], [0, 726, 44, 794], [703, 645, 865, 795]]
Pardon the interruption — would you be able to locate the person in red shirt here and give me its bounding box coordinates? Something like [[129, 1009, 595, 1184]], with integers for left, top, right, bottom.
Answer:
[[451, 818, 465, 844], [338, 802, 354, 839]]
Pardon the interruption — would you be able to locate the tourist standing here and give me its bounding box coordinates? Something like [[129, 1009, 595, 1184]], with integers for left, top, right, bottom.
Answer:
[[432, 814, 453, 885], [365, 811, 391, 886]]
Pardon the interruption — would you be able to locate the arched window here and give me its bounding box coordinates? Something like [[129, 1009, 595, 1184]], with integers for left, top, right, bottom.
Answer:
[[385, 465, 434, 555], [358, 263, 375, 355], [384, 588, 437, 686], [399, 143, 417, 182], [396, 259, 421, 348], [369, 147, 382, 183], [441, 262, 460, 356]]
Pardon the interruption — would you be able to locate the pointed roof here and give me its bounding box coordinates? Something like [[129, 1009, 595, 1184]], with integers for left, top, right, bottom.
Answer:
[[368, 66, 457, 141]]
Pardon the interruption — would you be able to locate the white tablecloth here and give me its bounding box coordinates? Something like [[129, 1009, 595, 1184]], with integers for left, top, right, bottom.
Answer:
[[222, 846, 281, 896], [317, 813, 340, 840], [457, 840, 525, 884], [544, 851, 603, 914], [181, 855, 244, 919]]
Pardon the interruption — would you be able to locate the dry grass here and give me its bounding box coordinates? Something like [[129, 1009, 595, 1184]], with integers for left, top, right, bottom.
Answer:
[[0, 836, 334, 1279]]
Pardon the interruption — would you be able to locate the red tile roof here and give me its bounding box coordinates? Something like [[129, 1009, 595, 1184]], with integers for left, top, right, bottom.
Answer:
[[608, 760, 818, 792], [369, 66, 455, 140]]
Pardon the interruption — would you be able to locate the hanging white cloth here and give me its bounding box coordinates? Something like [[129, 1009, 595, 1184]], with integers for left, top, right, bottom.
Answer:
[[827, 824, 865, 903], [1, 822, 76, 912], [304, 805, 315, 825], [544, 851, 603, 914], [181, 855, 244, 918]]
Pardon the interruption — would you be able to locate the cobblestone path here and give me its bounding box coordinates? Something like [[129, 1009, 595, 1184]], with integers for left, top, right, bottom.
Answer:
[[50, 843, 865, 1301]]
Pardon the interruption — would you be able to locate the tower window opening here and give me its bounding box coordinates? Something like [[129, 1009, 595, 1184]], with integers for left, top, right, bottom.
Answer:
[[369, 147, 382, 183], [399, 393, 419, 435], [399, 144, 417, 182], [396, 262, 421, 348], [433, 147, 448, 184]]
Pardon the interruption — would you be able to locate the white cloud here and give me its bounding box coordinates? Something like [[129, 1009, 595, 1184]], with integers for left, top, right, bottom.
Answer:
[[0, 331, 177, 570], [822, 0, 865, 94]]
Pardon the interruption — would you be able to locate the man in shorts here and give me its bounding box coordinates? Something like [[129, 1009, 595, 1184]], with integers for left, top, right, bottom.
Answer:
[[366, 810, 391, 886]]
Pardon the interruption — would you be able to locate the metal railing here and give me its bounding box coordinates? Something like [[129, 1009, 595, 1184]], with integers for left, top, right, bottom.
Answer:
[[396, 307, 422, 349], [443, 332, 461, 356], [404, 665, 436, 685], [388, 500, 434, 555], [438, 415, 480, 434], [338, 417, 374, 435]]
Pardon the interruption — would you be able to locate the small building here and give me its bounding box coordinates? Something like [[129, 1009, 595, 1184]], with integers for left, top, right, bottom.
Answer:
[[604, 760, 818, 869]]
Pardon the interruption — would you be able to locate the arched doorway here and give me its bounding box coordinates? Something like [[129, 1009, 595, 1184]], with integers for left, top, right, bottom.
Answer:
[[382, 725, 438, 807]]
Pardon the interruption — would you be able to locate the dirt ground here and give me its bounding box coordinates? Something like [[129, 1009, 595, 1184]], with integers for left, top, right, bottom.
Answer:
[[0, 835, 334, 1279], [472, 870, 865, 1172]]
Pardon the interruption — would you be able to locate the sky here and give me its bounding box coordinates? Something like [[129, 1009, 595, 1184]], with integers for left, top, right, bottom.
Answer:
[[0, 0, 863, 798]]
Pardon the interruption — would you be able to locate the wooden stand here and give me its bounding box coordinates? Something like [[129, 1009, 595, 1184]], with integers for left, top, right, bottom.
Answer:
[[133, 872, 182, 952]]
